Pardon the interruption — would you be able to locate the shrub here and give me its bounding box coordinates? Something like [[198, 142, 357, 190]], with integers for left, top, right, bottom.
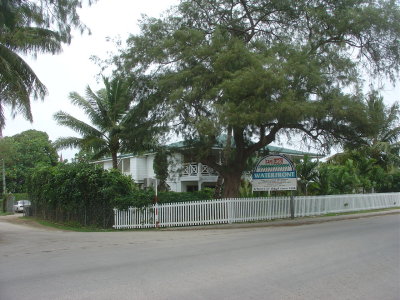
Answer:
[[375, 170, 400, 192], [113, 189, 155, 209]]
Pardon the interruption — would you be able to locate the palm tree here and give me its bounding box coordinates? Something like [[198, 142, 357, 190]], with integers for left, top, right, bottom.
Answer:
[[0, 0, 94, 136], [313, 163, 331, 195], [329, 160, 360, 194], [343, 91, 400, 170], [362, 92, 400, 170], [54, 76, 159, 168], [296, 155, 318, 196]]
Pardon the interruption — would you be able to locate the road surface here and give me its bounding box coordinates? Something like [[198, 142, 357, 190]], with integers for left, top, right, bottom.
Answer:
[[0, 214, 399, 300]]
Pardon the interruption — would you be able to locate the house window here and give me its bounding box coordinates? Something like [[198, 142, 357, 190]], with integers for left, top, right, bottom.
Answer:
[[117, 161, 123, 172], [186, 185, 198, 192], [123, 158, 130, 173]]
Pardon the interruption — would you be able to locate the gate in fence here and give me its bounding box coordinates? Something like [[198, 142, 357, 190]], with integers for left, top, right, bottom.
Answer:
[[113, 193, 399, 229]]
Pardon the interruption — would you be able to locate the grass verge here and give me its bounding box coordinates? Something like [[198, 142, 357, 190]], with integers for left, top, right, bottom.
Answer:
[[323, 207, 400, 217], [24, 217, 114, 232], [0, 212, 13, 216], [19, 216, 159, 232]]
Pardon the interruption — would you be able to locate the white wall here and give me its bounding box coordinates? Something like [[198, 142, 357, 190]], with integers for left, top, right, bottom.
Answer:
[[103, 161, 113, 170], [146, 154, 156, 178], [128, 157, 138, 181], [131, 156, 146, 181]]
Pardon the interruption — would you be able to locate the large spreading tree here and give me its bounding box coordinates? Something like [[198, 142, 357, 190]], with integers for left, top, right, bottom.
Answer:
[[0, 0, 95, 136], [118, 0, 400, 197]]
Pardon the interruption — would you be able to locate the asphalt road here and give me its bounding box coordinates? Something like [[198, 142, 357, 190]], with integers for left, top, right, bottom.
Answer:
[[0, 214, 399, 300]]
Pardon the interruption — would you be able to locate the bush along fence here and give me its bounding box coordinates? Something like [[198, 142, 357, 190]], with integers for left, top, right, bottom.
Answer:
[[28, 163, 135, 228], [113, 192, 400, 229]]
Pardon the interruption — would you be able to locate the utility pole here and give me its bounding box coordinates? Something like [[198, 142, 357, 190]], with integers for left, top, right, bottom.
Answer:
[[2, 159, 6, 212]]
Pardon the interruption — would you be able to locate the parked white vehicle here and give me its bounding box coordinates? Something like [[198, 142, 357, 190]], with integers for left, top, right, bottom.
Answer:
[[13, 200, 31, 213]]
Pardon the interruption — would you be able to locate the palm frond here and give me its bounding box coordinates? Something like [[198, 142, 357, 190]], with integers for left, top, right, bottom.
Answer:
[[0, 102, 5, 129], [53, 111, 105, 140], [1, 27, 63, 56], [68, 91, 105, 126], [84, 85, 111, 128], [53, 137, 83, 150], [380, 126, 400, 144], [0, 43, 47, 127], [91, 148, 111, 160], [80, 136, 109, 152], [54, 136, 109, 160]]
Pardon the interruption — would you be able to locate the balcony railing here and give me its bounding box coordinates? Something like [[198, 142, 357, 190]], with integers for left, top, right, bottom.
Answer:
[[182, 163, 218, 177]]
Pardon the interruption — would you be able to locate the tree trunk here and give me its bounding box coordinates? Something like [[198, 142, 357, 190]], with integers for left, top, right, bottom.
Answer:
[[213, 174, 224, 199], [112, 152, 118, 169], [222, 171, 242, 198]]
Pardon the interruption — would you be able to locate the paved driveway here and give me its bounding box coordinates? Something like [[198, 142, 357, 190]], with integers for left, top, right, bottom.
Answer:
[[1, 213, 399, 300]]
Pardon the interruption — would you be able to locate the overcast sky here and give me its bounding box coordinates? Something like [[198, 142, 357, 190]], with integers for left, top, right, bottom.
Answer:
[[3, 0, 400, 160], [3, 0, 179, 159]]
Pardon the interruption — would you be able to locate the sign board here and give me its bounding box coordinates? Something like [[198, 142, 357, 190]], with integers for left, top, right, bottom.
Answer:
[[252, 154, 297, 191]]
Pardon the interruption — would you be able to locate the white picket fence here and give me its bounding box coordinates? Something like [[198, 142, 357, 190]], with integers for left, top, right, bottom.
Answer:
[[113, 192, 400, 229]]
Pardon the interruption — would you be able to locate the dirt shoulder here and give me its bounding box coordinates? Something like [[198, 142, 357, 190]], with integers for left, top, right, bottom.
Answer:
[[0, 214, 61, 231], [162, 209, 400, 230]]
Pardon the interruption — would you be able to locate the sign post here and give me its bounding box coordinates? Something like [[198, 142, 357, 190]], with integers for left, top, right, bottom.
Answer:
[[252, 154, 297, 219], [154, 179, 159, 228], [290, 192, 295, 219]]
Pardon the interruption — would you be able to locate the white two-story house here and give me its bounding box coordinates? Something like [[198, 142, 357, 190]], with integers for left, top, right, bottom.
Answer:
[[93, 143, 323, 193], [93, 151, 219, 192]]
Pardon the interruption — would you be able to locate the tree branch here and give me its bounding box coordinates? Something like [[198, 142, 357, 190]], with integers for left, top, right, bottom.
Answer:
[[244, 124, 281, 157]]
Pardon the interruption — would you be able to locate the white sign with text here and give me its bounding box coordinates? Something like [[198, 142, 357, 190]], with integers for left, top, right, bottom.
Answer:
[[252, 154, 297, 191]]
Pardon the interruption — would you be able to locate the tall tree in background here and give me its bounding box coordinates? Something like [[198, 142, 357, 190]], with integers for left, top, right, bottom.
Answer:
[[153, 148, 170, 192], [0, 130, 58, 193], [356, 92, 399, 170], [119, 0, 400, 197], [340, 91, 400, 170], [54, 76, 161, 168], [0, 0, 96, 136]]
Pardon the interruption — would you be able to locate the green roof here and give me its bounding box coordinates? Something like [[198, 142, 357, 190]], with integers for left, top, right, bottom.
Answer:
[[94, 139, 324, 162], [167, 138, 324, 158], [262, 145, 323, 158]]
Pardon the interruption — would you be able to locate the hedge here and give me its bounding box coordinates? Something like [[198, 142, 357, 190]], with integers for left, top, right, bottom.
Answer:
[[28, 163, 135, 228], [113, 188, 214, 209]]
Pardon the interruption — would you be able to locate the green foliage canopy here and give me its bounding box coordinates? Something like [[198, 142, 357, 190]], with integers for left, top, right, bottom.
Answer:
[[310, 150, 400, 195], [118, 0, 400, 197], [0, 130, 58, 193]]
